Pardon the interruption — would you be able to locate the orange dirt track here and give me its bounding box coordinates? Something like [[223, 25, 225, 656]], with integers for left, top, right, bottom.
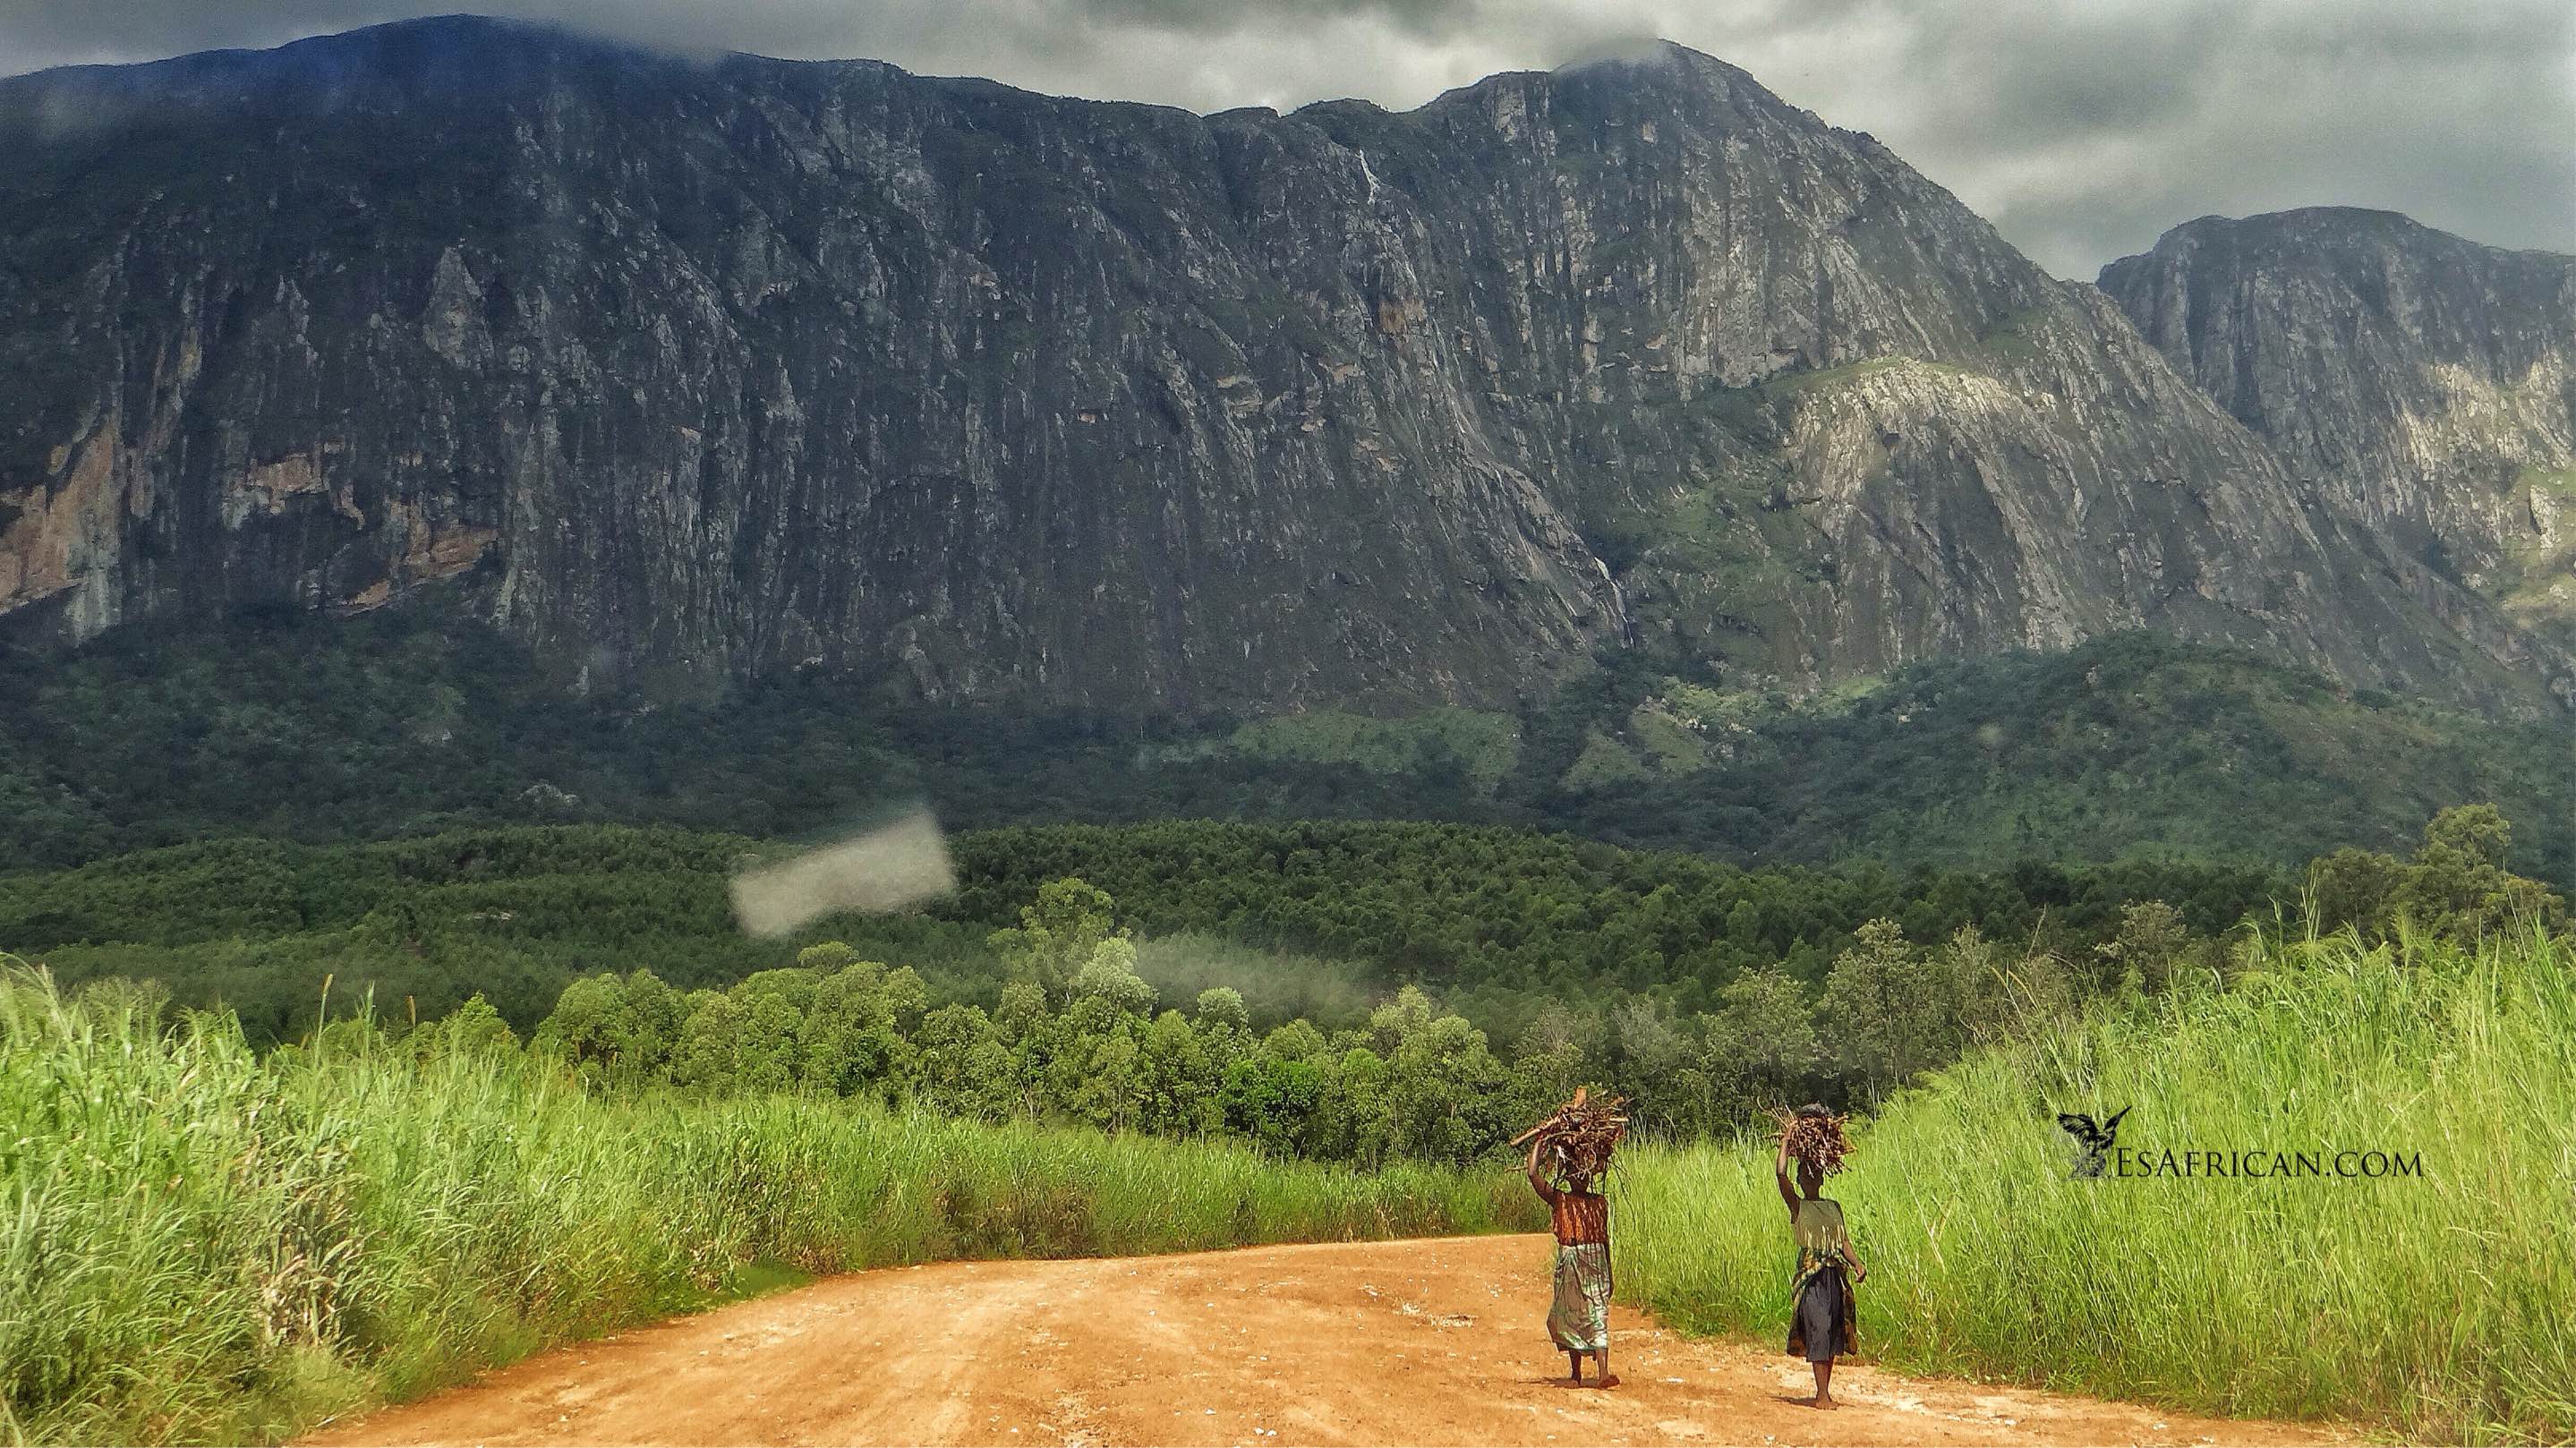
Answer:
[[305, 1234, 2339, 1448]]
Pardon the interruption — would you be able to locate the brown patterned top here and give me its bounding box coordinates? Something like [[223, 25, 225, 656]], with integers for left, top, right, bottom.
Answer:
[[1538, 1186, 1608, 1246]]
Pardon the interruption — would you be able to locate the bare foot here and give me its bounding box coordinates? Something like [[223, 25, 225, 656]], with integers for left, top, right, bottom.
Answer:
[[1596, 1375, 1622, 1389], [1814, 1394, 1838, 1410]]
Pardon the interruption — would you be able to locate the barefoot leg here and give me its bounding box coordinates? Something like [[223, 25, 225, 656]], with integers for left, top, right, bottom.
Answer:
[[1813, 1359, 1836, 1409]]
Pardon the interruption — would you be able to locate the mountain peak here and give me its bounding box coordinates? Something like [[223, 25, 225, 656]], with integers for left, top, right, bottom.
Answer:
[[1547, 37, 1726, 77], [2122, 207, 2574, 270], [2103, 205, 2576, 670], [2139, 206, 2430, 255]]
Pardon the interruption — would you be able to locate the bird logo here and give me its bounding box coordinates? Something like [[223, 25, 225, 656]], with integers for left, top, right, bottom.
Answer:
[[2055, 1106, 2131, 1179]]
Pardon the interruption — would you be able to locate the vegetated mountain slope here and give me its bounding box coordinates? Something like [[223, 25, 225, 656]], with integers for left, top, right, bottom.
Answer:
[[0, 20, 2551, 711], [2102, 208, 2576, 662], [1, 609, 2565, 882], [1523, 635, 2576, 877]]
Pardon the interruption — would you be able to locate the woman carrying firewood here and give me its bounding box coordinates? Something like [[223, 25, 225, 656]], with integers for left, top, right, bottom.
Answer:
[[1522, 1088, 1624, 1388], [1776, 1103, 1868, 1410]]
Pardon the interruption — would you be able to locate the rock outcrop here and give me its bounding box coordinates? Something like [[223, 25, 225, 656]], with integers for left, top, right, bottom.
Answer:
[[2102, 209, 2576, 654], [0, 20, 2563, 710]]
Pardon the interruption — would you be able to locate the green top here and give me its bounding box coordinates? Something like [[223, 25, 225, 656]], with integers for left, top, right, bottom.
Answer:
[[1793, 1197, 1847, 1254], [1789, 1197, 1850, 1296]]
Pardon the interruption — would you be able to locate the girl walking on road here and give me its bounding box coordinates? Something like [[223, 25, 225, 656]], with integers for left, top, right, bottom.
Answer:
[[1777, 1104, 1867, 1410], [1527, 1126, 1619, 1388]]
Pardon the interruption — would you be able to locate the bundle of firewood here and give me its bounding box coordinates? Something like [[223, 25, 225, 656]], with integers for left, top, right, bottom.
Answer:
[[1775, 1103, 1852, 1177], [1514, 1086, 1629, 1182]]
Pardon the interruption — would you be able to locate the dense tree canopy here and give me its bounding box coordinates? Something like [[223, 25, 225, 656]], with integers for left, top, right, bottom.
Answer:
[[4, 606, 2566, 887], [8, 809, 2555, 1163]]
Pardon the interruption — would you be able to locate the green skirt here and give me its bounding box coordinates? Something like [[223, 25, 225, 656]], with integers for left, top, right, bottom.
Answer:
[[1547, 1241, 1612, 1352]]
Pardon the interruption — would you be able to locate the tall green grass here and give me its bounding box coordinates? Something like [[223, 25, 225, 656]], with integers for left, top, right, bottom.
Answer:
[[0, 967, 1536, 1445], [1612, 925, 2576, 1443]]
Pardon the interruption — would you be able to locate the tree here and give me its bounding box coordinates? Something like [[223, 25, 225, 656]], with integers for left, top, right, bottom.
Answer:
[[1047, 999, 1145, 1132], [1068, 936, 1156, 1015], [1326, 1045, 1395, 1167], [533, 973, 626, 1071], [1702, 963, 1818, 1120], [798, 959, 917, 1099], [1138, 1010, 1221, 1137], [1608, 997, 1699, 1135], [989, 877, 1119, 1004], [1191, 986, 1253, 1083], [1819, 919, 1962, 1102], [1222, 1053, 1325, 1156], [2402, 805, 2565, 940], [1374, 989, 1514, 1165], [1511, 1001, 1601, 1114], [729, 970, 808, 1095], [1193, 986, 1250, 1035], [915, 1004, 1017, 1120], [2094, 900, 2193, 996], [617, 970, 687, 1077], [416, 992, 517, 1060], [2306, 847, 2408, 941], [670, 990, 742, 1094], [2307, 806, 2567, 945]]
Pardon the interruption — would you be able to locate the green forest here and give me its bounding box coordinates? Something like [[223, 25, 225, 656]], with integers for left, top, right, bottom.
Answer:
[[4, 604, 2568, 883], [3, 813, 2299, 1034], [10, 806, 2557, 1166]]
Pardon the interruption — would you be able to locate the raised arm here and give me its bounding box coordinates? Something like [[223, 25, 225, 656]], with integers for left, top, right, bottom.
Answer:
[[1526, 1132, 1559, 1203], [1775, 1134, 1800, 1216]]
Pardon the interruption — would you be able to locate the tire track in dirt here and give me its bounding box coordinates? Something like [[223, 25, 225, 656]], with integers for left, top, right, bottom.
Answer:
[[305, 1234, 2340, 1447]]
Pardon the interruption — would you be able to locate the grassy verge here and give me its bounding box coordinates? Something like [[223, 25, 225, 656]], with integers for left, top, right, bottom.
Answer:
[[0, 967, 1537, 1445], [1611, 926, 2576, 1443]]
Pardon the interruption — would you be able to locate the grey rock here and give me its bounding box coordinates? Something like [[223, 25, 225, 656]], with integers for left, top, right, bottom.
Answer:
[[0, 20, 2563, 711], [2103, 207, 2576, 668]]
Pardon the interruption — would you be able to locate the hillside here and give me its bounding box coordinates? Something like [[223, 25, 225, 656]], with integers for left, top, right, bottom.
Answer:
[[1, 19, 2563, 711], [2, 609, 2563, 883]]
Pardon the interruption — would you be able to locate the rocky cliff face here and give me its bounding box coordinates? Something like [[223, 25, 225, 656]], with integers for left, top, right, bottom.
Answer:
[[2103, 209, 2576, 653], [0, 20, 2562, 711]]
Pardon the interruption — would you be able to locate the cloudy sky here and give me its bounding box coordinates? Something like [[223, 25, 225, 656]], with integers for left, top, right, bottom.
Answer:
[[4, 0, 2568, 277]]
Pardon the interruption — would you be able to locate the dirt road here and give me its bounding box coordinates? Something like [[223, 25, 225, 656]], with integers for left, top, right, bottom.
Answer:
[[308, 1234, 2335, 1447]]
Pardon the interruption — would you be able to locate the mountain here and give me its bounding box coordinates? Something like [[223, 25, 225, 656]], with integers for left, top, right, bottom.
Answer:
[[2101, 208, 2576, 660], [0, 19, 2564, 712]]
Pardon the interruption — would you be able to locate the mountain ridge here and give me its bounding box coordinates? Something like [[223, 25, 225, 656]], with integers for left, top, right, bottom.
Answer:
[[1, 19, 2566, 711]]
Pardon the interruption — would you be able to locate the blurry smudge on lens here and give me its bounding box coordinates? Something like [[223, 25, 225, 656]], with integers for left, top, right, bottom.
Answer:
[[729, 808, 955, 937]]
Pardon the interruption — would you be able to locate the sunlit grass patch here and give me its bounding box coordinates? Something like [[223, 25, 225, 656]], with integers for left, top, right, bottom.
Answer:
[[1612, 925, 2576, 1443], [0, 962, 1533, 1445]]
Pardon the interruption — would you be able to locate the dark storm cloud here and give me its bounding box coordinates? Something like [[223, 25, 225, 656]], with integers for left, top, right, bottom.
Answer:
[[1072, 0, 1472, 38], [1866, 0, 2576, 272], [3, 0, 2567, 276]]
